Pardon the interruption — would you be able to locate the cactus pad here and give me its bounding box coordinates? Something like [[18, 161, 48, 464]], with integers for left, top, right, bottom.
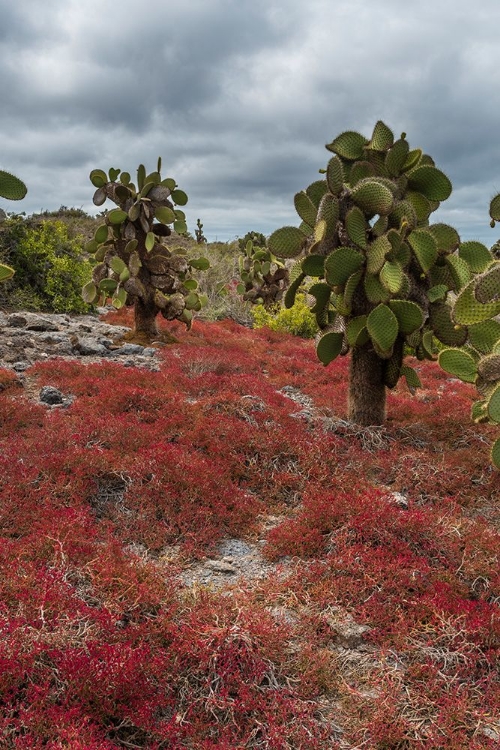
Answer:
[[0, 170, 27, 200], [316, 330, 344, 365], [294, 191, 318, 227], [438, 348, 478, 383], [474, 263, 500, 303], [489, 194, 500, 222], [367, 304, 399, 353], [477, 353, 500, 382], [407, 229, 438, 273], [430, 302, 468, 346], [458, 241, 494, 273], [453, 277, 500, 325], [326, 131, 368, 160], [326, 156, 345, 195], [487, 384, 500, 422], [468, 319, 500, 353], [407, 165, 452, 201], [388, 300, 424, 335], [268, 226, 307, 258], [345, 206, 367, 249], [351, 179, 394, 216], [325, 247, 365, 287], [369, 120, 394, 151]]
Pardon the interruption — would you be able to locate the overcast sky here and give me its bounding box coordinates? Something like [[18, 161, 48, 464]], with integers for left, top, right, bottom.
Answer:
[[1, 0, 500, 244]]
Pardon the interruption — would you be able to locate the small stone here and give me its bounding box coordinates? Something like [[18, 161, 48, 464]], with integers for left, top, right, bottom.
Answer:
[[39, 386, 65, 405], [74, 339, 110, 356], [142, 348, 156, 357], [116, 343, 145, 355], [7, 314, 28, 327], [12, 361, 30, 372]]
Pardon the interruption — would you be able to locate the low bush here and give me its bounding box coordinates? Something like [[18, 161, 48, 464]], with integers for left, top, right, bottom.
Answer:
[[252, 293, 318, 338]]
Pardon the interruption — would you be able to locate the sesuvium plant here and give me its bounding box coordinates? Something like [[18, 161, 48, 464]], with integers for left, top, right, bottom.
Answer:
[[268, 121, 500, 467], [237, 240, 289, 309], [83, 159, 209, 339], [0, 169, 27, 281]]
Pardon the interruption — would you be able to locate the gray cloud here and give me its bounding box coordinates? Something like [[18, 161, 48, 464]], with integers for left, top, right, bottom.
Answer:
[[1, 0, 500, 244]]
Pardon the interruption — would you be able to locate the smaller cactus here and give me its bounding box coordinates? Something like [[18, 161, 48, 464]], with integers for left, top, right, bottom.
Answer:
[[237, 239, 289, 309], [195, 218, 207, 244]]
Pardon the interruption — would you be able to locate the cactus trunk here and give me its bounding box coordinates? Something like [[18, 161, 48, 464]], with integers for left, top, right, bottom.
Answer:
[[134, 298, 159, 338], [348, 346, 387, 425]]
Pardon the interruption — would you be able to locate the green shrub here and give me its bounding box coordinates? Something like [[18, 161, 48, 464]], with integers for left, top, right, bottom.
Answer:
[[252, 293, 318, 338], [0, 216, 93, 313]]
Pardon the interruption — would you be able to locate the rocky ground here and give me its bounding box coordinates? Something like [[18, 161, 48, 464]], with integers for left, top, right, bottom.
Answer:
[[0, 309, 163, 374]]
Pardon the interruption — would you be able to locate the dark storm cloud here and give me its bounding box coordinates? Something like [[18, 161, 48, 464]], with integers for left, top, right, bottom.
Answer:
[[1, 0, 500, 242]]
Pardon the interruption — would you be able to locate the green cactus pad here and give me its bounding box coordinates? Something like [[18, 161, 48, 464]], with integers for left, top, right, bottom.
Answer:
[[400, 364, 422, 393], [407, 229, 438, 273], [401, 148, 422, 173], [477, 353, 500, 382], [344, 269, 363, 310], [308, 282, 331, 313], [306, 180, 329, 208], [345, 207, 367, 249], [351, 179, 394, 216], [110, 256, 127, 275], [325, 247, 365, 287], [438, 348, 478, 383], [364, 272, 390, 303], [453, 277, 500, 325], [294, 191, 318, 227], [430, 302, 468, 346], [468, 319, 500, 354], [368, 121, 394, 151], [155, 205, 176, 224], [367, 235, 391, 274], [302, 254, 325, 277], [0, 170, 27, 200], [349, 160, 376, 186], [427, 284, 449, 303], [317, 193, 340, 234], [112, 288, 127, 309], [388, 300, 424, 335], [429, 223, 460, 254], [388, 200, 418, 232], [383, 344, 404, 388], [489, 194, 500, 222], [326, 156, 345, 195], [404, 191, 432, 224], [385, 138, 410, 177], [458, 241, 494, 273], [89, 169, 108, 189], [393, 241, 412, 268], [380, 260, 404, 294], [407, 165, 452, 201], [490, 437, 500, 469], [284, 271, 306, 308], [316, 330, 344, 365], [108, 208, 128, 225], [0, 263, 15, 281], [346, 315, 369, 347], [474, 263, 500, 303], [94, 225, 108, 244], [81, 281, 98, 304], [268, 226, 307, 259], [487, 384, 500, 422], [326, 131, 368, 160], [367, 304, 399, 353], [445, 254, 471, 291]]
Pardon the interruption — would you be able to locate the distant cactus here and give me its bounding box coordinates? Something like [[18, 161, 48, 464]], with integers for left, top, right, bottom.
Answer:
[[195, 218, 207, 244], [83, 159, 209, 339], [270, 121, 500, 465], [0, 169, 27, 281], [237, 239, 289, 309]]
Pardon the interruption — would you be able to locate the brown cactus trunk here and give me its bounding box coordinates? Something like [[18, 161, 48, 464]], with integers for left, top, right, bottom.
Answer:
[[133, 298, 159, 339], [348, 345, 386, 426]]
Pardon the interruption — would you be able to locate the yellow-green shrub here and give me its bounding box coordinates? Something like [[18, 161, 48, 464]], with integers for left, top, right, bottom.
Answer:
[[252, 293, 318, 338]]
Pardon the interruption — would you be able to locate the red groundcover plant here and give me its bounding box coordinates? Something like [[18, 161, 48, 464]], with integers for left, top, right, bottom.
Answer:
[[0, 311, 499, 748]]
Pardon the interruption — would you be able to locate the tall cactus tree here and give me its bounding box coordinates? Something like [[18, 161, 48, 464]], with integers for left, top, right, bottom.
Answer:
[[0, 169, 27, 281], [83, 159, 209, 339], [269, 121, 500, 464]]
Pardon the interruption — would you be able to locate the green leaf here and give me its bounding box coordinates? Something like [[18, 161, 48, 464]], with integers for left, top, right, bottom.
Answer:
[[324, 247, 365, 287], [82, 281, 98, 304], [94, 224, 108, 244], [112, 287, 127, 309], [108, 208, 128, 225], [145, 232, 155, 252], [173, 219, 188, 234], [487, 384, 500, 423], [316, 331, 344, 365], [0, 263, 15, 281], [268, 226, 307, 259], [110, 256, 127, 275], [89, 169, 108, 188], [302, 254, 325, 277], [491, 437, 500, 468]]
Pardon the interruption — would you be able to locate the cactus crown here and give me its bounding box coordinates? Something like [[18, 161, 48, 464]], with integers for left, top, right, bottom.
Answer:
[[237, 240, 289, 309], [83, 160, 209, 329], [269, 121, 500, 466]]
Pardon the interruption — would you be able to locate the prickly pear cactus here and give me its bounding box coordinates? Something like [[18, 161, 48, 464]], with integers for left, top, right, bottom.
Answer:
[[269, 121, 500, 454], [195, 218, 207, 244], [0, 169, 27, 281], [83, 159, 209, 338], [237, 240, 289, 309]]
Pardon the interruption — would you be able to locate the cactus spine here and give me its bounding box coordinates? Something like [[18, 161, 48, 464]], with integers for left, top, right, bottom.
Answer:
[[83, 160, 209, 338], [268, 121, 500, 461]]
